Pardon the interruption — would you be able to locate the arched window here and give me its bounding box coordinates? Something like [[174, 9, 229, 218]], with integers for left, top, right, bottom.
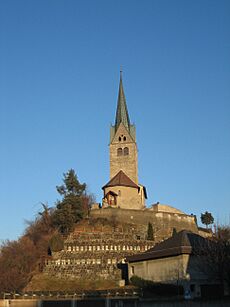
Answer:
[[124, 147, 129, 155], [117, 148, 123, 156], [123, 136, 126, 141], [118, 136, 121, 142]]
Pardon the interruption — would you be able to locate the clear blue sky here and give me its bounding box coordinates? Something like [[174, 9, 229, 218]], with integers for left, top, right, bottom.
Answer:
[[1, 0, 229, 241]]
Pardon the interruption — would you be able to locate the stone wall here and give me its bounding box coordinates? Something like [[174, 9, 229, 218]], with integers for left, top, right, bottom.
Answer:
[[90, 207, 198, 242], [43, 219, 154, 280], [43, 207, 198, 281]]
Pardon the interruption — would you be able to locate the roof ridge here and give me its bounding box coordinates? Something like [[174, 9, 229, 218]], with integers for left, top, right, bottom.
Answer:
[[102, 170, 139, 189]]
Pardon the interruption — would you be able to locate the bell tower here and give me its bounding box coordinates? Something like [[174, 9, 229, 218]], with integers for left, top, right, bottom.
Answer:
[[102, 71, 146, 210], [109, 72, 138, 184]]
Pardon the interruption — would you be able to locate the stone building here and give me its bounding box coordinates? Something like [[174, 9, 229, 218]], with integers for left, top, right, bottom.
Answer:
[[102, 72, 147, 210], [94, 72, 198, 239], [127, 230, 223, 298]]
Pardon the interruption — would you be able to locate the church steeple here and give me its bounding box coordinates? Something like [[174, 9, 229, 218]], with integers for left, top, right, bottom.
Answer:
[[103, 71, 146, 209], [115, 71, 130, 132]]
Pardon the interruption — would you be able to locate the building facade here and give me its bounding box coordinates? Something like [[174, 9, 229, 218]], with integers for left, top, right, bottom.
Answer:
[[127, 230, 222, 298]]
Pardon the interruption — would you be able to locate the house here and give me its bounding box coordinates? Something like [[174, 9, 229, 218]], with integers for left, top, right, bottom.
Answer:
[[126, 230, 224, 298]]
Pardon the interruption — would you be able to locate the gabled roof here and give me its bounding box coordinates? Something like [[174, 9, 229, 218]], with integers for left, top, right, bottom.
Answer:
[[115, 72, 130, 132], [127, 230, 208, 263], [102, 170, 139, 190]]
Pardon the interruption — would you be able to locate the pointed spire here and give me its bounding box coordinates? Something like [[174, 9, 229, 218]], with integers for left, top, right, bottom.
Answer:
[[115, 70, 130, 131]]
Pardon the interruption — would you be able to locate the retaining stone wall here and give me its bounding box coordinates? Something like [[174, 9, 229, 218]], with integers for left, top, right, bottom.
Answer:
[[43, 208, 198, 281]]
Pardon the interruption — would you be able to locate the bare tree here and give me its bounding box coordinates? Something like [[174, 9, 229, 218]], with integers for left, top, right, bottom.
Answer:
[[193, 225, 230, 292]]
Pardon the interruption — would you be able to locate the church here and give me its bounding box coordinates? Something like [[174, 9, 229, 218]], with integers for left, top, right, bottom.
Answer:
[[101, 71, 146, 210], [42, 73, 199, 286]]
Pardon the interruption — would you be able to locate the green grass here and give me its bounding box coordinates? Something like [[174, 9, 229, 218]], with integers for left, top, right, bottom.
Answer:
[[25, 273, 118, 292]]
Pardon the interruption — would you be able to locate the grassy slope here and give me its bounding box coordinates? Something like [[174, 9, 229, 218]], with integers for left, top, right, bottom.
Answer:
[[25, 273, 118, 292]]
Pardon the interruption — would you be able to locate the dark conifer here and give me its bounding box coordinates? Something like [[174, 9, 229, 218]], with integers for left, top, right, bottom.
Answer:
[[52, 169, 87, 234], [147, 222, 154, 240], [201, 211, 214, 228]]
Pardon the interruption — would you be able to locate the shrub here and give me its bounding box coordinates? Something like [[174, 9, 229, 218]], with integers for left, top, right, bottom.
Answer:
[[49, 233, 64, 252], [130, 275, 183, 297]]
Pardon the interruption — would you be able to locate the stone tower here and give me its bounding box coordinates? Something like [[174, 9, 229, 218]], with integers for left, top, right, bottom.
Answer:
[[102, 72, 147, 210]]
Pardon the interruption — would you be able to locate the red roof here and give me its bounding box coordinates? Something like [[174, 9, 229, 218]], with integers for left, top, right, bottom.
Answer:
[[102, 170, 139, 189]]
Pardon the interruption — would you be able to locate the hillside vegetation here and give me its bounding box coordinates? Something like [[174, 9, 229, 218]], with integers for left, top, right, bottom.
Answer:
[[0, 169, 92, 292]]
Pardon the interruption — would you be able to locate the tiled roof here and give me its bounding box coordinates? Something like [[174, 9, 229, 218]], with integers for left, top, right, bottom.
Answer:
[[102, 170, 139, 189], [126, 230, 208, 263]]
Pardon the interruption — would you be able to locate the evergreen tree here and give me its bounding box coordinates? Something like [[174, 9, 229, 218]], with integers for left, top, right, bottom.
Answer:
[[53, 204, 75, 234], [147, 222, 154, 240], [52, 169, 87, 234], [201, 211, 214, 228]]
